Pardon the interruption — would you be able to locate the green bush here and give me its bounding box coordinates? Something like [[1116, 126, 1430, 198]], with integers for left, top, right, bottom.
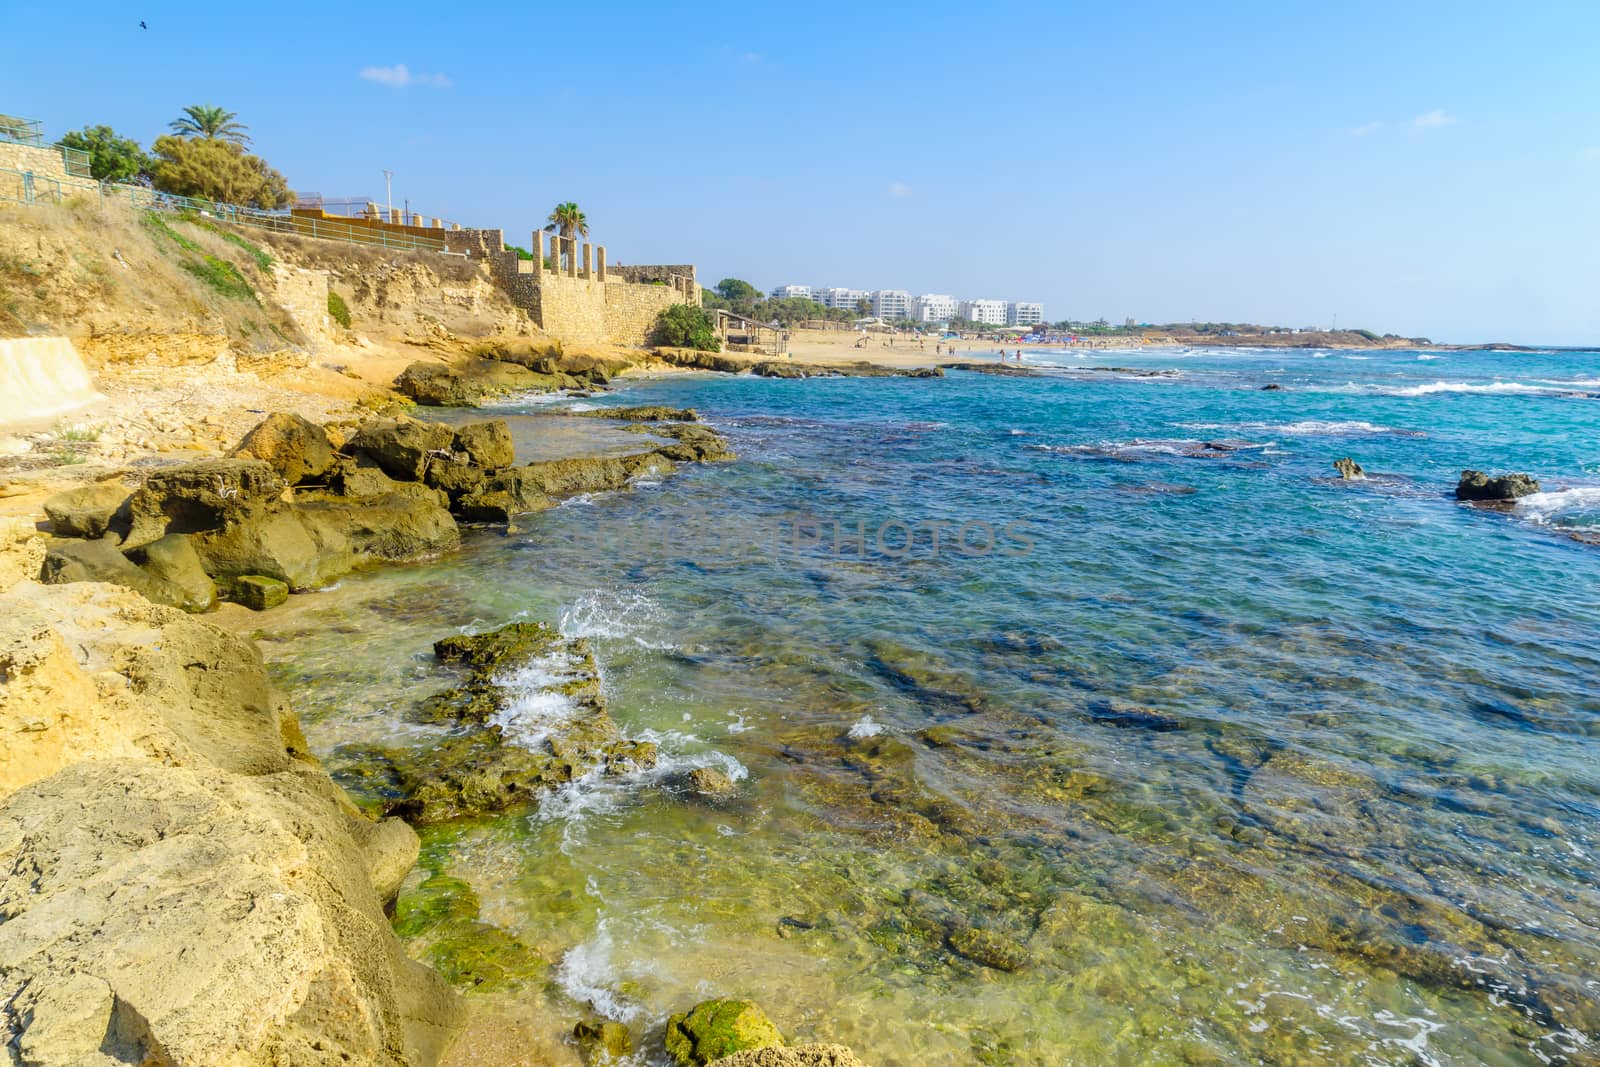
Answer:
[[650, 304, 720, 351], [58, 125, 151, 182], [141, 211, 200, 252], [328, 291, 352, 329]]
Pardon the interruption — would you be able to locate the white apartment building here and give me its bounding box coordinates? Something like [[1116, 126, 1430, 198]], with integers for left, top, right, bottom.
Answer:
[[1007, 302, 1044, 327], [959, 299, 1008, 326], [913, 294, 955, 322], [772, 284, 813, 300], [814, 287, 872, 310], [872, 290, 913, 320]]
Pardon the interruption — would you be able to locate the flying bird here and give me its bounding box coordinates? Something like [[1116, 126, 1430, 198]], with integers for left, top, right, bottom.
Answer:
[[139, 20, 147, 29]]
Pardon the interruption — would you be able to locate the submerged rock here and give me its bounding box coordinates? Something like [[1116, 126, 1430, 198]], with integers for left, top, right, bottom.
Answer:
[[574, 1019, 633, 1063], [682, 765, 738, 799], [665, 1000, 784, 1066], [1456, 469, 1540, 501], [573, 405, 699, 422], [375, 622, 657, 823], [946, 925, 1032, 972], [709, 1047, 868, 1067], [1333, 457, 1365, 479]]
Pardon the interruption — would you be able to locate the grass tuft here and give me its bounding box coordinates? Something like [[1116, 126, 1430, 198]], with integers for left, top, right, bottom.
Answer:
[[182, 254, 257, 303], [327, 290, 352, 329]]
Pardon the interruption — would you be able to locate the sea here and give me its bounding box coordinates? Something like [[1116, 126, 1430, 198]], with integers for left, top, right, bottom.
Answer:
[[252, 346, 1600, 1066]]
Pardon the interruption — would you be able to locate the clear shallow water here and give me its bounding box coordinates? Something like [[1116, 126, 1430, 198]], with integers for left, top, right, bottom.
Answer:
[[253, 348, 1600, 1066]]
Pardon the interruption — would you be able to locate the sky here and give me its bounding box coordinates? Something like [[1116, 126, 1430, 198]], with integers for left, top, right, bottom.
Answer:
[[5, 1, 1600, 344]]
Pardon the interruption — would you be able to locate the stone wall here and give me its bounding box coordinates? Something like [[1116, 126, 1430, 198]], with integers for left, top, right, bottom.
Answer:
[[0, 141, 94, 202], [602, 278, 691, 347]]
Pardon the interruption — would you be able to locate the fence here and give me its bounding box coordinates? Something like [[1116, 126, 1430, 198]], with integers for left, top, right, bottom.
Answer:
[[0, 170, 448, 253], [0, 114, 91, 176]]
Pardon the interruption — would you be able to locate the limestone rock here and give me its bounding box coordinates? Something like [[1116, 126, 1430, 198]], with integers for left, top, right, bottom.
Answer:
[[0, 580, 465, 1063], [1456, 469, 1540, 501], [424, 461, 488, 502], [452, 420, 515, 469], [709, 1047, 869, 1067], [126, 532, 217, 612], [233, 574, 289, 610], [346, 417, 456, 481], [395, 359, 551, 407], [947, 925, 1031, 971], [0, 517, 45, 593], [124, 458, 283, 548], [43, 482, 130, 539], [1333, 457, 1365, 480], [664, 1000, 784, 1067], [230, 411, 336, 486], [573, 406, 699, 423]]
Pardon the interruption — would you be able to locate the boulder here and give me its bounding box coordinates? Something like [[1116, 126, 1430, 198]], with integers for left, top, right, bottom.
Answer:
[[395, 359, 554, 407], [1261, 383, 1283, 391], [456, 489, 525, 524], [191, 508, 351, 592], [665, 1000, 784, 1067], [1332, 457, 1365, 480], [709, 1047, 869, 1067], [126, 532, 217, 612], [683, 766, 738, 799], [345, 417, 456, 481], [452, 420, 516, 469], [424, 461, 489, 502], [1456, 470, 1541, 501], [233, 574, 289, 610], [230, 412, 336, 485], [41, 535, 210, 612], [124, 459, 283, 548], [296, 494, 460, 563], [43, 482, 130, 540]]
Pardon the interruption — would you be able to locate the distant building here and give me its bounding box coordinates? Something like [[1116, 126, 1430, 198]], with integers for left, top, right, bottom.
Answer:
[[813, 287, 871, 310], [959, 299, 1007, 326], [772, 284, 813, 301], [913, 294, 955, 322], [872, 290, 913, 320], [1007, 302, 1044, 327]]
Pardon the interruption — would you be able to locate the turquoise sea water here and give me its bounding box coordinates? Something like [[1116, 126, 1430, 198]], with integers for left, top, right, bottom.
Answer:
[[257, 347, 1600, 1066]]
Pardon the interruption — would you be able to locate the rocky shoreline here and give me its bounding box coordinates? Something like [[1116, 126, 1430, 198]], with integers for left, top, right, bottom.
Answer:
[[0, 347, 881, 1064]]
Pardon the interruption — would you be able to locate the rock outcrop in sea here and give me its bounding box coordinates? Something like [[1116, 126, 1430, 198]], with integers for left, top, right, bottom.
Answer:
[[1455, 469, 1540, 500]]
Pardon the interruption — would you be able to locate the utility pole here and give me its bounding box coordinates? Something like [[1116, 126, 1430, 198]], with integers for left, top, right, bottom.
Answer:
[[383, 170, 393, 219], [1331, 312, 1338, 332]]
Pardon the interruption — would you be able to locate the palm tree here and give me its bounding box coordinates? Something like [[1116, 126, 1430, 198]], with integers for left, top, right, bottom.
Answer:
[[169, 105, 251, 146], [544, 202, 588, 264]]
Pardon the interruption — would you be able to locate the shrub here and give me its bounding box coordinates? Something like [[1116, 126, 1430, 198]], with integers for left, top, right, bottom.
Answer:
[[651, 304, 720, 351], [149, 135, 293, 209], [327, 291, 352, 329]]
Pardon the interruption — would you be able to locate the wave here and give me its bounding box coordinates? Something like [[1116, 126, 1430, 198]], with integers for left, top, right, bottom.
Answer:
[[553, 919, 652, 1024], [1335, 379, 1566, 398], [533, 726, 749, 842], [1176, 419, 1421, 437], [490, 647, 591, 752], [560, 588, 672, 649], [847, 714, 885, 738], [1514, 487, 1600, 528]]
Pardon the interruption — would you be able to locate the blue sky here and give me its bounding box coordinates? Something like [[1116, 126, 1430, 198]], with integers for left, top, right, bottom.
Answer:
[[5, 1, 1599, 344]]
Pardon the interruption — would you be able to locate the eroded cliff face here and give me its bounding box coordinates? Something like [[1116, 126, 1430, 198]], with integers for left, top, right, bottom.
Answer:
[[0, 581, 465, 1066]]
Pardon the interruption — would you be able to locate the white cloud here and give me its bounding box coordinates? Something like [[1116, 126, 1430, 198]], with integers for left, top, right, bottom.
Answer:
[[1581, 146, 1600, 160], [1413, 109, 1457, 129], [887, 181, 911, 198], [740, 51, 762, 65], [1351, 121, 1382, 137], [360, 64, 453, 89]]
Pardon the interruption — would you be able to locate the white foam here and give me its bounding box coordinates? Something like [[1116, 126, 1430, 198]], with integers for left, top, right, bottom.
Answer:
[[561, 588, 672, 649], [553, 920, 649, 1023], [1339, 379, 1557, 397], [490, 649, 588, 752], [847, 715, 885, 738], [1514, 487, 1600, 527], [1177, 419, 1414, 437]]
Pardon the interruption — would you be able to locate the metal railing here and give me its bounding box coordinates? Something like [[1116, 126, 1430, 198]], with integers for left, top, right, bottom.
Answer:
[[0, 167, 100, 206], [0, 115, 45, 146]]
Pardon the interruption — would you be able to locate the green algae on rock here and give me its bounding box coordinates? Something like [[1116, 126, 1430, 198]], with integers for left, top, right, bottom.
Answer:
[[373, 622, 658, 824], [665, 999, 784, 1067]]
